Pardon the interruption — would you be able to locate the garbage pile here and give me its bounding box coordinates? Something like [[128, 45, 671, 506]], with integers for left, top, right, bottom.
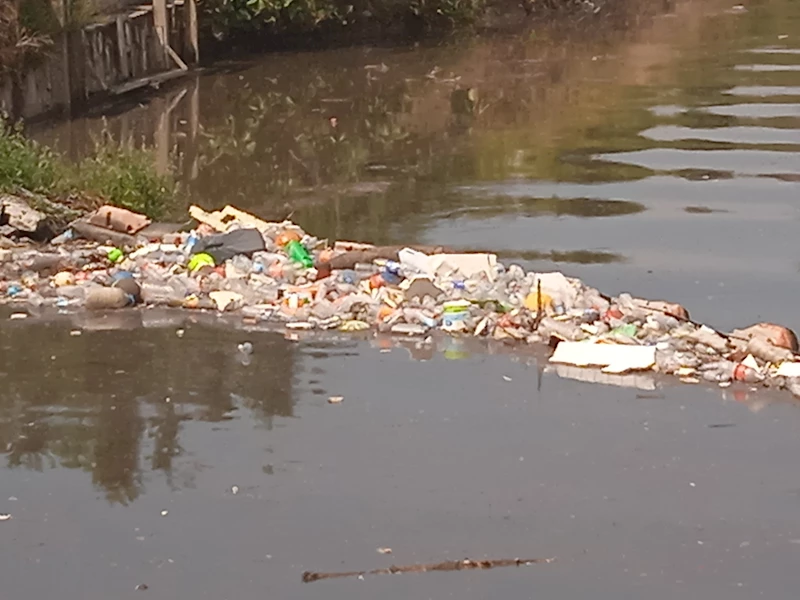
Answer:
[[3, 202, 800, 398]]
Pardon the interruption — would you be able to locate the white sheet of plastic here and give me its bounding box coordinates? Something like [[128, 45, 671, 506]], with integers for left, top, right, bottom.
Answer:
[[398, 248, 497, 281], [550, 341, 656, 374], [776, 362, 800, 377]]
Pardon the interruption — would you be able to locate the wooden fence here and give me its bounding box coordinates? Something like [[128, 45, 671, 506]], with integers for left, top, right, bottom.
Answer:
[[0, 0, 198, 120]]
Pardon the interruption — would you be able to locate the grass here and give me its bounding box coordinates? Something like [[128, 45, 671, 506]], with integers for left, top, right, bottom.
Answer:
[[0, 116, 175, 220]]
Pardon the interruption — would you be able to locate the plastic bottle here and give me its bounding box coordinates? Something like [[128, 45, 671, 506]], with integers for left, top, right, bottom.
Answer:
[[381, 260, 404, 285], [231, 255, 253, 274], [140, 282, 184, 307], [384, 260, 402, 274], [746, 337, 793, 363], [354, 262, 378, 277], [184, 231, 200, 254], [55, 285, 86, 300], [112, 277, 142, 304], [338, 269, 361, 285], [50, 229, 75, 245], [283, 239, 313, 269], [26, 292, 45, 308], [732, 363, 765, 383], [85, 287, 130, 310], [403, 307, 438, 328], [700, 360, 763, 383], [439, 279, 468, 300], [397, 248, 430, 276], [538, 317, 586, 342]]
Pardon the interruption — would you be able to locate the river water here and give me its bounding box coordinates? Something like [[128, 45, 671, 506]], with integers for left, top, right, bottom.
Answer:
[[6, 0, 800, 598]]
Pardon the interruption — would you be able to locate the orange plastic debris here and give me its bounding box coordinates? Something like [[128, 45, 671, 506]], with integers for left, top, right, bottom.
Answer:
[[276, 230, 302, 247], [377, 305, 395, 322], [369, 273, 386, 289]]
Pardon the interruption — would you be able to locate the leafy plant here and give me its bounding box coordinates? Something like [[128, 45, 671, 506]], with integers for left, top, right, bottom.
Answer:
[[0, 117, 61, 192], [69, 134, 175, 219], [409, 0, 485, 25], [200, 0, 486, 38], [0, 116, 176, 219]]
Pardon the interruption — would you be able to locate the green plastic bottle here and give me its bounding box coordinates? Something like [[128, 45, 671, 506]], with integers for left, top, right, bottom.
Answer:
[[284, 239, 313, 269]]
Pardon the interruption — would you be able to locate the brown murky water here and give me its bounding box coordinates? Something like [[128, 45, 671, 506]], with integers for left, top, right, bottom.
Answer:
[[8, 0, 800, 598]]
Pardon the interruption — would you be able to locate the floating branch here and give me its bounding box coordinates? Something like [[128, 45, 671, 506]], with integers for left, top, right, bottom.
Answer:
[[302, 556, 555, 583]]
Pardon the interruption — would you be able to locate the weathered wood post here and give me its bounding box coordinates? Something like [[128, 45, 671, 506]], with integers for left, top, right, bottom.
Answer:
[[152, 0, 169, 69], [185, 0, 199, 65], [115, 15, 130, 78]]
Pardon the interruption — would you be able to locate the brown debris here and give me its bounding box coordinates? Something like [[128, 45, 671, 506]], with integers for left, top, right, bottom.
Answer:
[[88, 205, 151, 234], [189, 204, 298, 237], [72, 219, 137, 247], [334, 240, 376, 253], [631, 298, 690, 321], [730, 323, 799, 352], [302, 556, 554, 583], [325, 245, 449, 271]]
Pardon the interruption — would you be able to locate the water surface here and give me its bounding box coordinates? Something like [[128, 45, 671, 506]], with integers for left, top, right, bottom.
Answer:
[[14, 1, 800, 598]]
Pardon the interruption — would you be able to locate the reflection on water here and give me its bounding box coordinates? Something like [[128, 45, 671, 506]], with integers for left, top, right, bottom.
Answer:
[[2, 312, 790, 510], [0, 318, 296, 504], [430, 196, 646, 220], [641, 124, 800, 145], [494, 248, 626, 264], [0, 313, 542, 504]]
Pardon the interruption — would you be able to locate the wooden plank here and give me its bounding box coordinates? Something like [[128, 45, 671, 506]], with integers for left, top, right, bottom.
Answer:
[[110, 68, 188, 96], [116, 16, 130, 78], [185, 0, 199, 64], [167, 45, 188, 71], [152, 0, 169, 69], [189, 206, 229, 232], [66, 29, 88, 108]]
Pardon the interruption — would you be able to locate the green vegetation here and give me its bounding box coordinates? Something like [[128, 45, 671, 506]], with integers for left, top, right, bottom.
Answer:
[[200, 0, 487, 39], [0, 117, 175, 219]]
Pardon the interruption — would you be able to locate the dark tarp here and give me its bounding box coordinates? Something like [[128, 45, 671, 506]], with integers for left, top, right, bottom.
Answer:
[[192, 228, 266, 263]]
